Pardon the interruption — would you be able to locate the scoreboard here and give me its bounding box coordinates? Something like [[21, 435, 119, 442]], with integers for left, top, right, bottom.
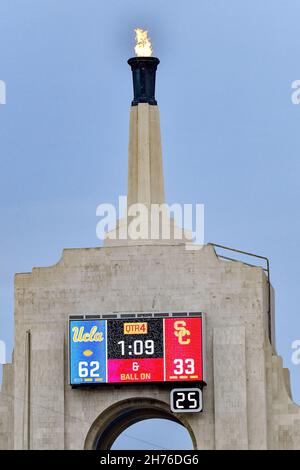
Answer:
[[69, 315, 204, 385]]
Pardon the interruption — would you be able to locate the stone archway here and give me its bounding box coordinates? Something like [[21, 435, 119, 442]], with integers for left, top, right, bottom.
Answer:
[[84, 397, 197, 450]]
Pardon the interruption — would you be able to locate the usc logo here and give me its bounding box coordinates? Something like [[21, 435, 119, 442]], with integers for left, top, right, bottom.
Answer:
[[174, 320, 191, 345]]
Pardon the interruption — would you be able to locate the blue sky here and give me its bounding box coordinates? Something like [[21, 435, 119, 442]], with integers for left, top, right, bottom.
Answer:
[[0, 0, 300, 449]]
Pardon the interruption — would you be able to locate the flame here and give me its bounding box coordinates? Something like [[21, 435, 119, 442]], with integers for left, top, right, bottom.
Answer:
[[134, 28, 153, 57]]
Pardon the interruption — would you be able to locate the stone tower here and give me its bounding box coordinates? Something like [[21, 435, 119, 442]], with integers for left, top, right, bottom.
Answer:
[[1, 50, 300, 450]]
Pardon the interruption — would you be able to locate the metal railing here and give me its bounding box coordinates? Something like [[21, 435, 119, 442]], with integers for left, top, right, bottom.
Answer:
[[208, 243, 271, 343]]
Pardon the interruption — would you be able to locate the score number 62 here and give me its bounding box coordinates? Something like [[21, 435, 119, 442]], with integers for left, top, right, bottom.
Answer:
[[78, 361, 100, 378], [173, 358, 195, 375]]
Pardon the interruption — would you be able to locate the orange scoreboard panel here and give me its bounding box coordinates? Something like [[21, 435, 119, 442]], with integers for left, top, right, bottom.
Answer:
[[69, 315, 204, 385]]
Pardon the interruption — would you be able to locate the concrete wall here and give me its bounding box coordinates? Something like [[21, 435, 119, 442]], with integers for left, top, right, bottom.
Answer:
[[0, 363, 14, 449], [0, 243, 299, 449]]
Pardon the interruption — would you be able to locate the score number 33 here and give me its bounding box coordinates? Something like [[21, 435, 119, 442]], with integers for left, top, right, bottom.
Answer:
[[173, 358, 195, 375]]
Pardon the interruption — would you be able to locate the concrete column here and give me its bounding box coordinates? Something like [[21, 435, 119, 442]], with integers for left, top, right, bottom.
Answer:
[[149, 105, 165, 204], [137, 104, 151, 205], [0, 364, 14, 449], [127, 103, 165, 208], [30, 330, 65, 449], [127, 106, 138, 208], [213, 326, 248, 449]]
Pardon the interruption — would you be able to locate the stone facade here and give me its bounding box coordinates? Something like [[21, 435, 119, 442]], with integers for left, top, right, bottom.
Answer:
[[0, 243, 299, 449]]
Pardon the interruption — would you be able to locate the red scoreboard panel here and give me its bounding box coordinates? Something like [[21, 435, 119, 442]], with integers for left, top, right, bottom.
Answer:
[[69, 315, 205, 385], [164, 317, 203, 382]]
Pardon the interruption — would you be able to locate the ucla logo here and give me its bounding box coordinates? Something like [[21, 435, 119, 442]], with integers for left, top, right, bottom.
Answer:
[[72, 326, 104, 343]]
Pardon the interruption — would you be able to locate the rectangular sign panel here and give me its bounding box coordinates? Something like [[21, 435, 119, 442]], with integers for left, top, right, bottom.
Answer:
[[170, 388, 203, 413], [69, 316, 204, 385], [69, 320, 107, 384], [165, 317, 203, 382], [107, 318, 164, 383]]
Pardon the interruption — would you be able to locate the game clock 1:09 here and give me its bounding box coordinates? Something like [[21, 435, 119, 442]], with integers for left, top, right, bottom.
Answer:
[[69, 315, 204, 385]]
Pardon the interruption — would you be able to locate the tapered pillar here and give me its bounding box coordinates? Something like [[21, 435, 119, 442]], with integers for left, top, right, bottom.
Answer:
[[127, 56, 164, 208], [104, 55, 191, 246], [127, 103, 165, 208]]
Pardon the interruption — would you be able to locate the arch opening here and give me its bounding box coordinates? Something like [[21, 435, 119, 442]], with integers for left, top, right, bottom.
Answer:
[[111, 418, 193, 450], [84, 397, 196, 450]]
